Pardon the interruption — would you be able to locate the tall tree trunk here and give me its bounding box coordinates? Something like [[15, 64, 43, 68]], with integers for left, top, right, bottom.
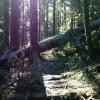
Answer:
[[21, 0, 25, 48], [70, 13, 74, 29], [38, 0, 41, 41], [91, 0, 95, 18], [30, 0, 39, 79], [64, 5, 67, 29], [30, 0, 39, 59], [83, 0, 93, 57], [10, 0, 20, 51], [43, 1, 46, 39], [0, 0, 4, 55], [70, 1, 74, 29], [45, 1, 48, 38], [53, 0, 56, 35], [4, 0, 9, 53]]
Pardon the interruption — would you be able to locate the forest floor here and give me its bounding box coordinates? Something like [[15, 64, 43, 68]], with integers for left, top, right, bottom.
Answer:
[[1, 49, 100, 100], [40, 50, 100, 100]]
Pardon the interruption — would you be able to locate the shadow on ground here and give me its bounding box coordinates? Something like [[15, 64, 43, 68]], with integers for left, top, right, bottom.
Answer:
[[1, 50, 100, 100]]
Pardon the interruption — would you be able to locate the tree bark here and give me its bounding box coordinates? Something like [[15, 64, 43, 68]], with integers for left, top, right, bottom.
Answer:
[[30, 0, 38, 56], [53, 0, 56, 35], [10, 0, 20, 51], [3, 0, 9, 52], [21, 0, 25, 48], [45, 1, 48, 38], [83, 0, 93, 57]]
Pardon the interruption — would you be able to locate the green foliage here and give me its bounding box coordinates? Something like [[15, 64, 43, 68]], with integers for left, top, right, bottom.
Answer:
[[82, 69, 95, 80], [92, 30, 100, 46], [64, 42, 73, 49]]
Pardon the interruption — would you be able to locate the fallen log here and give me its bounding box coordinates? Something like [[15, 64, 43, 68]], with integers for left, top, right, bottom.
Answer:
[[0, 19, 100, 67], [39, 19, 100, 52]]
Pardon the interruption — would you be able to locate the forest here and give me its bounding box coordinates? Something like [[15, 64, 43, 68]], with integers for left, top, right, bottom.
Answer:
[[0, 0, 100, 99]]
